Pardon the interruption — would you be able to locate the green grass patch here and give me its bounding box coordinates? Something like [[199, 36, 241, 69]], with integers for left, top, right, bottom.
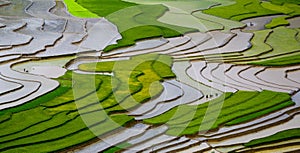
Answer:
[[203, 0, 280, 21], [65, 1, 197, 52], [103, 25, 181, 52], [242, 29, 273, 57], [144, 93, 232, 125], [261, 2, 294, 14], [0, 71, 75, 115], [144, 90, 294, 136], [75, 0, 137, 17], [249, 27, 300, 65], [103, 55, 168, 112], [245, 128, 300, 147], [0, 107, 52, 137], [0, 113, 11, 124], [0, 85, 70, 116], [265, 16, 290, 28], [0, 112, 72, 143], [1, 114, 133, 153], [226, 100, 294, 125], [152, 55, 175, 78], [251, 51, 300, 66], [0, 54, 175, 152], [103, 142, 131, 153], [203, 0, 300, 31], [271, 0, 300, 5], [63, 0, 99, 18], [104, 4, 197, 51], [213, 27, 300, 65], [79, 54, 175, 113]]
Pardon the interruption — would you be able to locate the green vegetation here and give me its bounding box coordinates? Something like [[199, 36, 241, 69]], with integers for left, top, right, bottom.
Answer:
[[76, 0, 137, 17], [63, 0, 98, 18], [0, 113, 11, 124], [103, 142, 131, 153], [252, 53, 300, 66], [241, 29, 273, 56], [192, 11, 245, 32], [1, 114, 133, 152], [196, 26, 300, 66], [122, 0, 221, 14], [152, 56, 175, 78], [265, 16, 290, 28], [261, 2, 294, 14], [104, 4, 197, 51], [79, 54, 175, 112], [144, 90, 294, 136], [64, 1, 197, 52], [203, 0, 300, 29], [250, 27, 300, 66], [245, 128, 300, 147], [0, 82, 71, 116], [226, 100, 294, 125], [0, 54, 175, 152], [270, 0, 300, 5], [203, 0, 280, 21]]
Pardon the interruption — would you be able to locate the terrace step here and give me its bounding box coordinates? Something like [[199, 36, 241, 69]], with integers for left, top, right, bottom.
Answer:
[[36, 33, 85, 57], [129, 81, 184, 116], [209, 113, 300, 148], [49, 1, 76, 19], [143, 136, 189, 152], [0, 75, 23, 96], [75, 123, 150, 153], [105, 36, 191, 58], [162, 32, 210, 54], [0, 0, 32, 17], [204, 91, 300, 140], [103, 38, 168, 57], [287, 68, 300, 85], [25, 0, 58, 19], [193, 29, 253, 56], [241, 15, 284, 31], [157, 139, 200, 153], [135, 79, 203, 120], [172, 31, 235, 57], [0, 20, 32, 47], [0, 59, 59, 110], [125, 134, 176, 152], [80, 18, 121, 51], [0, 18, 62, 57]]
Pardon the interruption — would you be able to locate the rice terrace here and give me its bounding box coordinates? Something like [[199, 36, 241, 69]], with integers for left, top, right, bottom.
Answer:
[[0, 0, 300, 152]]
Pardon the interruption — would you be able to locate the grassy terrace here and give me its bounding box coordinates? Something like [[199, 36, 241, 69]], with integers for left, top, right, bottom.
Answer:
[[103, 142, 131, 153], [196, 26, 300, 66], [0, 71, 74, 116], [245, 128, 300, 147], [0, 54, 175, 152], [249, 27, 300, 66], [2, 0, 300, 152], [203, 0, 279, 21], [144, 90, 294, 136], [63, 0, 98, 17], [203, 0, 300, 29], [66, 0, 197, 51]]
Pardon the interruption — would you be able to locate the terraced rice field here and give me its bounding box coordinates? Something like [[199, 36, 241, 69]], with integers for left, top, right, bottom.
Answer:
[[0, 0, 300, 152]]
